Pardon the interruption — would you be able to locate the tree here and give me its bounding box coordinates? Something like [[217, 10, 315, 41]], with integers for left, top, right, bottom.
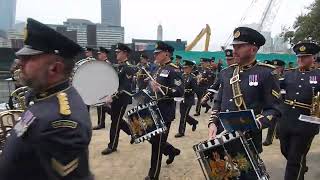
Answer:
[[282, 0, 320, 45]]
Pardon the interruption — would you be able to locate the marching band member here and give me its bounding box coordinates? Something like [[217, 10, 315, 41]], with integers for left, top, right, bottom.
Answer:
[[0, 18, 93, 179], [145, 41, 183, 180], [136, 54, 151, 91], [93, 47, 111, 130], [201, 49, 237, 105], [208, 27, 281, 179], [101, 43, 134, 155], [194, 58, 215, 116], [175, 55, 183, 71], [279, 42, 320, 180], [175, 60, 199, 138], [263, 59, 285, 146]]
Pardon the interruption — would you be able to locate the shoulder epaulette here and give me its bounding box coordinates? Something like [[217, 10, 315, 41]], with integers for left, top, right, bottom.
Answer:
[[257, 62, 276, 69], [285, 68, 297, 71], [221, 63, 237, 71], [56, 92, 71, 116], [169, 63, 179, 69]]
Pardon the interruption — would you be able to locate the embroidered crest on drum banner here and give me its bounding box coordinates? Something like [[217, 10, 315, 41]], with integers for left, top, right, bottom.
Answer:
[[209, 152, 250, 179]]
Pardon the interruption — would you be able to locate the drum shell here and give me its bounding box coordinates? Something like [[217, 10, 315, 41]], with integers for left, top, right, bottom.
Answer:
[[193, 133, 259, 180], [71, 60, 119, 105], [126, 102, 166, 144]]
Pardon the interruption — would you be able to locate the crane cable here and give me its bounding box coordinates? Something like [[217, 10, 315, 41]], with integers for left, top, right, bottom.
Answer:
[[223, 0, 260, 48]]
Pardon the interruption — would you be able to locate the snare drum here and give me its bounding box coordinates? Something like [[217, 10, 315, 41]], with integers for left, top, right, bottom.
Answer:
[[126, 101, 166, 144], [193, 132, 257, 180], [72, 59, 119, 105]]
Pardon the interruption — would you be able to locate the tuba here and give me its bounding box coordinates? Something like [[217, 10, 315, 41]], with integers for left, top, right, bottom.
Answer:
[[0, 69, 27, 151], [10, 69, 29, 111], [10, 86, 29, 110]]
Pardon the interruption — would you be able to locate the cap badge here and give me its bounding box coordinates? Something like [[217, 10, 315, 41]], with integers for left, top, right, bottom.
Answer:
[[234, 30, 241, 38], [299, 46, 306, 52]]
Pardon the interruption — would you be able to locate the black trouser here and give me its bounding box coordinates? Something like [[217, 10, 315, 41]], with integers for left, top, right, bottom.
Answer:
[[195, 88, 210, 114], [195, 90, 204, 114], [96, 105, 107, 127], [178, 103, 198, 134], [264, 119, 278, 143], [107, 101, 131, 150], [280, 128, 315, 180], [148, 122, 177, 179]]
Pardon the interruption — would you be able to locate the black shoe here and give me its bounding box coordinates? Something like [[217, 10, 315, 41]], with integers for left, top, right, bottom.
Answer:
[[262, 141, 272, 146], [92, 125, 105, 130], [205, 106, 210, 113], [174, 133, 184, 138], [130, 137, 135, 144], [144, 176, 156, 180], [192, 122, 198, 132], [166, 149, 181, 165], [101, 148, 116, 155], [194, 113, 200, 116]]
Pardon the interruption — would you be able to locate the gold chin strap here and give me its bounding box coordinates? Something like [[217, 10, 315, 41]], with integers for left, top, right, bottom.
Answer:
[[231, 65, 247, 111]]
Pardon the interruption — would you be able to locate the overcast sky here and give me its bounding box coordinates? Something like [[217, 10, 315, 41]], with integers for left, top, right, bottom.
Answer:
[[16, 0, 314, 50]]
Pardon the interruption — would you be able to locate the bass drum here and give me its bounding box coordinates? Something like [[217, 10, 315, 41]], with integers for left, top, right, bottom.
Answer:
[[72, 60, 119, 105]]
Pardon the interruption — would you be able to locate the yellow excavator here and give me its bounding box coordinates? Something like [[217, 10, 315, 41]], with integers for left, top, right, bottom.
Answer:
[[185, 24, 211, 51]]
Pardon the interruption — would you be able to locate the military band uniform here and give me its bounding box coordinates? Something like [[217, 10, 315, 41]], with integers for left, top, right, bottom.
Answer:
[[201, 49, 236, 104], [146, 42, 184, 180], [147, 61, 183, 179], [279, 42, 320, 180], [95, 104, 107, 129], [263, 59, 285, 146], [0, 81, 93, 180], [0, 18, 93, 180], [201, 70, 222, 105], [94, 48, 111, 129], [104, 60, 134, 153], [136, 62, 151, 90], [176, 61, 199, 136], [195, 61, 215, 115], [209, 27, 281, 180]]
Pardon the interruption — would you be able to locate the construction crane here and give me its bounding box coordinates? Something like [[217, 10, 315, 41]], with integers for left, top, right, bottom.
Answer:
[[257, 0, 283, 32], [223, 0, 283, 47], [185, 24, 211, 51]]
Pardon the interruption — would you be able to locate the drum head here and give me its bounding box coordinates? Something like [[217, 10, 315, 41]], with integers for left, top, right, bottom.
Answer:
[[72, 61, 119, 105]]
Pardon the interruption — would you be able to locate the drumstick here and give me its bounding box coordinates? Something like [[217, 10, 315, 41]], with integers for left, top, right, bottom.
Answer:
[[216, 130, 227, 139], [141, 67, 165, 96], [98, 90, 134, 101]]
